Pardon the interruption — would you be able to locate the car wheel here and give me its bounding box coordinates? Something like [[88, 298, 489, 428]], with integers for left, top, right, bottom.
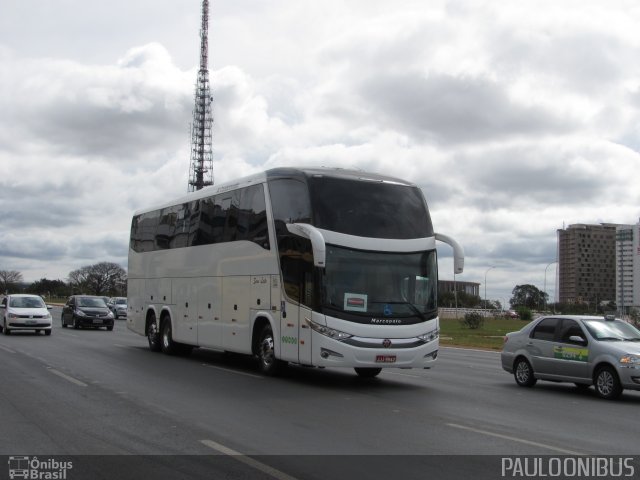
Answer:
[[45, 329, 52, 336], [147, 314, 161, 352], [256, 324, 285, 375], [107, 326, 114, 331], [3, 319, 10, 335], [514, 357, 537, 387], [73, 317, 80, 329], [594, 366, 623, 400], [61, 315, 67, 328], [354, 368, 382, 378]]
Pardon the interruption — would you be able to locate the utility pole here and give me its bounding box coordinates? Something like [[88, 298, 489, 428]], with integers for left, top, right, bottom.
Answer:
[[188, 0, 214, 191]]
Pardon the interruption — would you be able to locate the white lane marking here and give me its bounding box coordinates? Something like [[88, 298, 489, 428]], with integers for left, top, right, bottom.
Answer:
[[201, 363, 263, 379], [200, 439, 300, 480], [0, 344, 16, 354], [446, 423, 584, 455], [47, 367, 88, 387]]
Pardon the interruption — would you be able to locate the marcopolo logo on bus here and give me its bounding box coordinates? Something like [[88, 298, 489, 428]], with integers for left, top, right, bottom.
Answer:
[[8, 456, 73, 480]]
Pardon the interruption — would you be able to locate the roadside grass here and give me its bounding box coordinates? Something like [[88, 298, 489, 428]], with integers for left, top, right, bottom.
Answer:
[[440, 316, 531, 350]]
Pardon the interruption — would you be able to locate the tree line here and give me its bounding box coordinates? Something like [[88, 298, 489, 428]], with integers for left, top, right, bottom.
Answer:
[[0, 262, 127, 298]]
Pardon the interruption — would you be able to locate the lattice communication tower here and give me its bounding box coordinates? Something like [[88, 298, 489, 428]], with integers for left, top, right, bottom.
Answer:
[[188, 0, 214, 191]]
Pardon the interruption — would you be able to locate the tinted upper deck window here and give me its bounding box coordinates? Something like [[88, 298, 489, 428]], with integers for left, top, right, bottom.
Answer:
[[308, 177, 433, 239]]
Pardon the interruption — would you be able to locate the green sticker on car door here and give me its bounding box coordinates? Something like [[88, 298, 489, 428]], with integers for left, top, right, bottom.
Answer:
[[553, 346, 589, 362]]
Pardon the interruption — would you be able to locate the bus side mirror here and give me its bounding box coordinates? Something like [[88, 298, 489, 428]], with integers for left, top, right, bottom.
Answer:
[[435, 233, 464, 274], [286, 223, 326, 268]]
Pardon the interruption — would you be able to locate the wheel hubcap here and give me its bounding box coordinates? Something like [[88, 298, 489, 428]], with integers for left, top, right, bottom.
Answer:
[[516, 362, 529, 383], [148, 322, 158, 343], [597, 371, 613, 396], [261, 335, 274, 366]]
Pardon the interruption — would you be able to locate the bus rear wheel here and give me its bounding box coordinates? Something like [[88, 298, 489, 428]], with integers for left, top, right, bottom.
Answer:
[[354, 368, 381, 378], [161, 318, 179, 355], [147, 315, 161, 352], [257, 324, 284, 376]]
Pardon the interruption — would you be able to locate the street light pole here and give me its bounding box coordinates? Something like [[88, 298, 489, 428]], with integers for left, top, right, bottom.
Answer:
[[543, 261, 557, 312], [484, 266, 495, 311]]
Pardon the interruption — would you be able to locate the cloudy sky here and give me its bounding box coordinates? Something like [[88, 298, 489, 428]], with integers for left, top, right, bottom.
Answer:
[[1, 0, 639, 305]]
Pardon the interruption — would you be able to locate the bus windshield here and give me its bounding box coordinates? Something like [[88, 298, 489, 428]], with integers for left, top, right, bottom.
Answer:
[[321, 245, 438, 324]]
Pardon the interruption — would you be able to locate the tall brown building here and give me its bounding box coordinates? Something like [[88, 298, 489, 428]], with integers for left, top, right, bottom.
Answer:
[[557, 223, 617, 305]]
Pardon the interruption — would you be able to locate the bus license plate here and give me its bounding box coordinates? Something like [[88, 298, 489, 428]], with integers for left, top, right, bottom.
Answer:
[[376, 355, 396, 363]]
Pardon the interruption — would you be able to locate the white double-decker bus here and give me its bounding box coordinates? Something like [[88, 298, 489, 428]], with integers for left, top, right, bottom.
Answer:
[[127, 167, 463, 377]]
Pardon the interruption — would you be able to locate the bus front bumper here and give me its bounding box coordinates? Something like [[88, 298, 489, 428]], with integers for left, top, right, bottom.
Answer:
[[311, 331, 439, 369]]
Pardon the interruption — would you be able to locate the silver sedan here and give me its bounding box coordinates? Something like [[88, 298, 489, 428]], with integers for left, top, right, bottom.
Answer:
[[501, 315, 640, 399]]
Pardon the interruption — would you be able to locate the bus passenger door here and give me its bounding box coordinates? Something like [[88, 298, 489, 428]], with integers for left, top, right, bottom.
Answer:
[[279, 302, 312, 365], [197, 277, 222, 349], [279, 299, 299, 363]]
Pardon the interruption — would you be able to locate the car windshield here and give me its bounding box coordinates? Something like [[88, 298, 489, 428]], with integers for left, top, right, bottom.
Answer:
[[583, 319, 640, 341], [78, 297, 107, 308], [115, 298, 127, 305], [9, 296, 45, 308], [321, 245, 438, 322]]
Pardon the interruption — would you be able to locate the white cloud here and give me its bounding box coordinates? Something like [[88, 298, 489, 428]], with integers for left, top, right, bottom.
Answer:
[[1, 0, 640, 305]]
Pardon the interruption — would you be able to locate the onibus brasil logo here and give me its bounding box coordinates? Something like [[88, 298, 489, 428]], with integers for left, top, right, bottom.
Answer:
[[8, 456, 72, 479]]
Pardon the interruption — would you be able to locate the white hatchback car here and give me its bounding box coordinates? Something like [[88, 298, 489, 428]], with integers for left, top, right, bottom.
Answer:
[[0, 294, 53, 335]]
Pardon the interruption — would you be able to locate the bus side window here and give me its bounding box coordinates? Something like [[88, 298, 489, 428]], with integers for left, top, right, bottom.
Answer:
[[222, 195, 237, 242], [238, 184, 269, 249]]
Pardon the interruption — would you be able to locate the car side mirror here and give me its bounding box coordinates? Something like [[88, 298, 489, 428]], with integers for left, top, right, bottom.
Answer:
[[569, 335, 587, 346]]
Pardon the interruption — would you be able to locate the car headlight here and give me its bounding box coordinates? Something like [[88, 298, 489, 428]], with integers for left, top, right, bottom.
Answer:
[[106, 311, 114, 318], [305, 318, 352, 341], [620, 354, 640, 367], [418, 328, 439, 343], [8, 313, 18, 319], [76, 310, 87, 317]]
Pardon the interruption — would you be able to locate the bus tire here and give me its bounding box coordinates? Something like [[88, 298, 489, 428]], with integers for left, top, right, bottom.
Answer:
[[354, 368, 381, 378], [147, 314, 162, 352], [257, 324, 284, 376], [160, 317, 179, 355]]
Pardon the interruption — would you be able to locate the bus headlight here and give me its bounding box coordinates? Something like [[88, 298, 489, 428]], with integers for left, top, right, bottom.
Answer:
[[417, 328, 439, 343], [306, 318, 352, 341]]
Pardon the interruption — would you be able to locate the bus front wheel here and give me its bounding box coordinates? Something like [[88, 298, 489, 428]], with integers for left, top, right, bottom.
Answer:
[[257, 324, 285, 376]]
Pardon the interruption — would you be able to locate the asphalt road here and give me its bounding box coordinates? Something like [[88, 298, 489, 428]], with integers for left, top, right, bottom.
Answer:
[[1, 307, 638, 479]]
